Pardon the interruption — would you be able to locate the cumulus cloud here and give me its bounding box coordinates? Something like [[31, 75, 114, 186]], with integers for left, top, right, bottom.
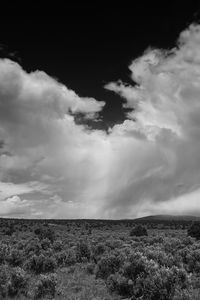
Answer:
[[0, 59, 109, 218], [103, 24, 200, 218], [1, 24, 200, 218]]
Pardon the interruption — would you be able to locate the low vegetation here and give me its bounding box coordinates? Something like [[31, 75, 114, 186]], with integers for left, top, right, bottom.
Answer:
[[0, 218, 200, 299]]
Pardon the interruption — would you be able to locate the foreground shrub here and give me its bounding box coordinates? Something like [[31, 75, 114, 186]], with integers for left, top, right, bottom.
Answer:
[[33, 273, 57, 299], [7, 267, 28, 297], [130, 225, 148, 237], [0, 265, 10, 298], [96, 254, 123, 279], [136, 266, 189, 300], [0, 266, 28, 298], [173, 287, 200, 300], [123, 252, 148, 280], [107, 273, 132, 297], [106, 252, 190, 300]]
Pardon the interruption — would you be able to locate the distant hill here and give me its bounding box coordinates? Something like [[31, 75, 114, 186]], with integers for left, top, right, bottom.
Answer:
[[133, 215, 200, 222]]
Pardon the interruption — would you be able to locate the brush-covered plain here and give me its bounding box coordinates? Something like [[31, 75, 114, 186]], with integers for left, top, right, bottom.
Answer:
[[0, 218, 200, 299]]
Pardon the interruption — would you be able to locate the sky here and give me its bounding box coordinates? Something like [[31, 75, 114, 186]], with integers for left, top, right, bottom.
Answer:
[[1, 5, 200, 218]]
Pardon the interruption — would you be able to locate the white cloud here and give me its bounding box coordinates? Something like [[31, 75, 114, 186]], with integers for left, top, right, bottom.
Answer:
[[0, 58, 110, 218], [0, 195, 29, 217], [103, 24, 200, 218], [0, 181, 47, 200], [2, 24, 200, 218]]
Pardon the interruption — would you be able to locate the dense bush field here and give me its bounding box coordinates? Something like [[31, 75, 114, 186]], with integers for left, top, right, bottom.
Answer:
[[1, 218, 200, 299]]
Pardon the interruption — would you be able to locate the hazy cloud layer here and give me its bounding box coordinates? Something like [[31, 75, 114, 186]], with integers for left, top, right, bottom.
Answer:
[[1, 24, 200, 218]]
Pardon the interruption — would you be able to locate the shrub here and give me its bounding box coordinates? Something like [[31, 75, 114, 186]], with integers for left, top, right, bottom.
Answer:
[[41, 238, 51, 251], [123, 253, 148, 280], [0, 243, 9, 265], [96, 254, 123, 279], [184, 249, 200, 273], [107, 273, 132, 297], [34, 226, 55, 243], [7, 267, 28, 297], [0, 264, 10, 298], [53, 239, 63, 252], [188, 222, 200, 240], [55, 250, 67, 266], [76, 240, 91, 262], [3, 225, 14, 236], [145, 249, 174, 267], [105, 239, 123, 249], [130, 225, 148, 237], [0, 266, 28, 298], [136, 266, 189, 300], [93, 242, 107, 257], [25, 253, 56, 274], [7, 248, 24, 267], [55, 249, 77, 267], [33, 273, 57, 299], [65, 249, 77, 266], [173, 288, 200, 300], [107, 252, 190, 300], [25, 238, 42, 256]]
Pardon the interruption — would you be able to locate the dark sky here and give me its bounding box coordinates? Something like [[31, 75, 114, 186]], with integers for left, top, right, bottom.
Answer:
[[1, 3, 200, 129]]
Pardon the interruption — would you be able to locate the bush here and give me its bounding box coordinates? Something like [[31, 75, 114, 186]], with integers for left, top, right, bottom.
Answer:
[[92, 242, 107, 258], [53, 239, 63, 252], [136, 266, 189, 300], [34, 226, 55, 243], [7, 248, 24, 267], [0, 266, 28, 298], [0, 264, 10, 298], [33, 273, 57, 299], [107, 273, 132, 297], [123, 252, 149, 281], [130, 225, 148, 237], [106, 251, 190, 300], [66, 249, 77, 266], [3, 225, 14, 236], [188, 222, 200, 240], [76, 240, 91, 262], [55, 250, 67, 266], [41, 238, 51, 251], [25, 253, 56, 274], [96, 254, 123, 279], [25, 238, 42, 256], [0, 243, 9, 265], [7, 267, 28, 297]]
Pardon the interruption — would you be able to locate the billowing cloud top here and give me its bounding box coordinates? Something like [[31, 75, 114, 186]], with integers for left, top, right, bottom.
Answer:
[[1, 24, 200, 219]]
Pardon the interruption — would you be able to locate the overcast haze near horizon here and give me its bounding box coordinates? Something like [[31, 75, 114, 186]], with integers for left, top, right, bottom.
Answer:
[[1, 7, 200, 219]]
